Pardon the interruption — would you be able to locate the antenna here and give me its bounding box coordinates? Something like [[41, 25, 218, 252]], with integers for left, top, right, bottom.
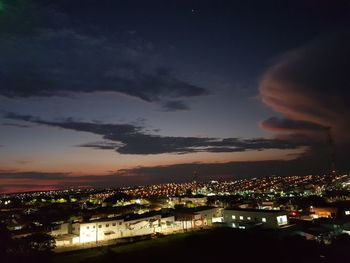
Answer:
[[192, 171, 198, 194], [327, 128, 336, 175], [326, 127, 336, 180], [192, 170, 198, 183]]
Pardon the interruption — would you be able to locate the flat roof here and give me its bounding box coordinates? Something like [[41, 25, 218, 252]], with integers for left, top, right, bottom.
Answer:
[[225, 208, 287, 213], [55, 234, 79, 241]]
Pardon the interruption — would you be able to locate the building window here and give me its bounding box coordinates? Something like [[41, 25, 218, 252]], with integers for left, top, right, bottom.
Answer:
[[86, 226, 89, 229], [119, 222, 122, 225], [345, 211, 350, 215], [239, 216, 244, 220], [262, 218, 267, 222], [106, 224, 109, 227], [232, 215, 236, 219], [98, 225, 102, 228], [276, 215, 288, 226], [112, 223, 116, 226], [93, 225, 95, 228], [247, 217, 251, 220]]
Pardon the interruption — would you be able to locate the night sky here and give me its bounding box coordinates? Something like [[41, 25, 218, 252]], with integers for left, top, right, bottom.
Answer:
[[1, 0, 350, 193]]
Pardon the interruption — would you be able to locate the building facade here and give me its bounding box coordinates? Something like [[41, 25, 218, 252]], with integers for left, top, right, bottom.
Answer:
[[223, 208, 289, 229], [52, 207, 221, 247]]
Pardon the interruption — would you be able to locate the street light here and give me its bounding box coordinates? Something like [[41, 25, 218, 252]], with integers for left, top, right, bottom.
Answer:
[[96, 223, 98, 245]]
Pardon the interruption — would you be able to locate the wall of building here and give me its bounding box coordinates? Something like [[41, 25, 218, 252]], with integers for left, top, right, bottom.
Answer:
[[194, 208, 221, 226], [310, 207, 337, 219], [79, 219, 124, 243], [54, 208, 221, 247], [223, 209, 289, 229], [50, 223, 69, 236]]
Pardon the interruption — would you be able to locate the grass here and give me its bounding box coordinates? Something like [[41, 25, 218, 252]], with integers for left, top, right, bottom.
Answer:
[[53, 227, 350, 263], [53, 230, 200, 263]]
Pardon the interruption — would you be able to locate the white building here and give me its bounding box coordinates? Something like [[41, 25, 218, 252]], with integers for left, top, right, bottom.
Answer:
[[72, 214, 163, 244], [53, 207, 222, 248], [174, 206, 222, 229], [169, 196, 208, 207], [50, 222, 70, 236], [54, 213, 178, 247], [223, 208, 289, 229]]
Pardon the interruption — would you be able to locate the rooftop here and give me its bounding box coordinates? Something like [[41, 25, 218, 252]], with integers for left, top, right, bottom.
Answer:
[[225, 208, 287, 214]]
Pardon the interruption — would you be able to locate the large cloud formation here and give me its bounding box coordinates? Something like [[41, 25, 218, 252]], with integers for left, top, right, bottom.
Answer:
[[5, 113, 304, 155], [0, 2, 207, 111], [260, 34, 350, 144]]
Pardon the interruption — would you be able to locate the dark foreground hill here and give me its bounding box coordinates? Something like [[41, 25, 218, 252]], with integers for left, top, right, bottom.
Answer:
[[53, 227, 350, 263]]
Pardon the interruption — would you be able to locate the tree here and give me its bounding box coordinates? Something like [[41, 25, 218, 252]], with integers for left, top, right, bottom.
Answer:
[[22, 233, 56, 252], [0, 223, 12, 254]]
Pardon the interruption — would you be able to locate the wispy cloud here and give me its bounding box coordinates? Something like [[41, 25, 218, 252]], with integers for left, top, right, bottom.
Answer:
[[0, 2, 208, 111], [5, 113, 305, 155], [160, 100, 190, 111], [1, 122, 31, 128]]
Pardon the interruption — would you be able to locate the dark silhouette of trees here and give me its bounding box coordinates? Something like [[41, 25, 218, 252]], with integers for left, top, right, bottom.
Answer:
[[21, 233, 56, 252], [0, 223, 12, 254]]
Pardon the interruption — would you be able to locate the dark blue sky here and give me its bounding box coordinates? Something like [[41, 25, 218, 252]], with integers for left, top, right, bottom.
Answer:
[[1, 0, 350, 193]]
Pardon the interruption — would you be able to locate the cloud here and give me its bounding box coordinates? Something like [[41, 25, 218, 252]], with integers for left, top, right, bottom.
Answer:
[[0, 171, 86, 193], [14, 159, 35, 165], [161, 100, 190, 111], [78, 142, 122, 150], [260, 33, 350, 143], [0, 151, 340, 193], [1, 122, 31, 128], [5, 113, 304, 155], [118, 155, 338, 182], [0, 171, 164, 193], [0, 3, 208, 111], [260, 117, 329, 133], [0, 171, 67, 180]]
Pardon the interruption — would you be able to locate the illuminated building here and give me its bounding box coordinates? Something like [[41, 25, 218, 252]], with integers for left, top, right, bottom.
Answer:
[[310, 207, 338, 219], [223, 208, 289, 229], [52, 207, 222, 248]]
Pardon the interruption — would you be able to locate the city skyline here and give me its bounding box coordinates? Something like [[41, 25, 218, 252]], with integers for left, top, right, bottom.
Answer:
[[1, 0, 350, 193]]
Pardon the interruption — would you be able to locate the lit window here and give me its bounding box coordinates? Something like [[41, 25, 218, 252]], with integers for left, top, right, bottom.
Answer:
[[239, 216, 244, 220], [247, 217, 251, 220], [262, 218, 267, 222], [232, 215, 236, 219], [276, 215, 288, 226], [345, 211, 350, 215]]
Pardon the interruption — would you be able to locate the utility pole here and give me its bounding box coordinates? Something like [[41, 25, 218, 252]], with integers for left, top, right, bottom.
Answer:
[[192, 171, 198, 194], [327, 128, 336, 178], [95, 223, 98, 245]]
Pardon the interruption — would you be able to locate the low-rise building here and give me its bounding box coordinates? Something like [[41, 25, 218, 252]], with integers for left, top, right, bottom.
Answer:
[[310, 207, 338, 219], [169, 196, 208, 207], [174, 206, 222, 229], [50, 222, 70, 236], [223, 208, 289, 229], [52, 207, 222, 247]]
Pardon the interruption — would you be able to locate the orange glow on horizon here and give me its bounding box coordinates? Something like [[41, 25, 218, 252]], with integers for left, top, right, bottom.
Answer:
[[0, 147, 306, 176]]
